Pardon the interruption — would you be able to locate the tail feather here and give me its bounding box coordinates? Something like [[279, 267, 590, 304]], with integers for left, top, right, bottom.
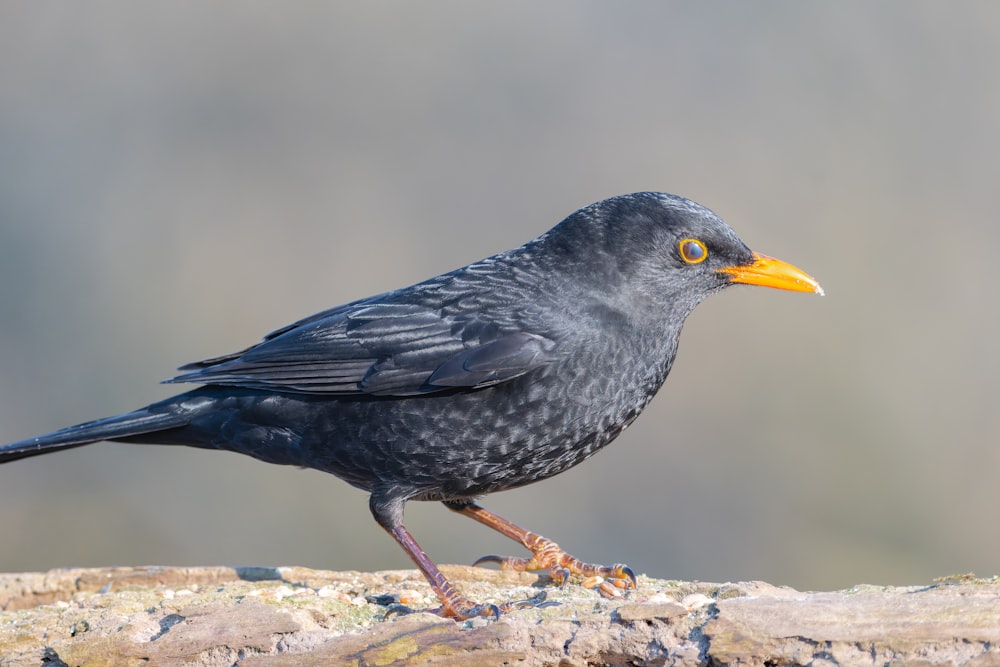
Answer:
[[0, 409, 191, 463]]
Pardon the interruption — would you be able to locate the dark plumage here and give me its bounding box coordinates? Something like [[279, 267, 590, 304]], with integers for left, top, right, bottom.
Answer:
[[0, 192, 822, 619]]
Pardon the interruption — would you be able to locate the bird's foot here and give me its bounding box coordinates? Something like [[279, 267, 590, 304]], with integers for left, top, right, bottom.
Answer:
[[474, 536, 637, 599], [380, 599, 500, 621], [374, 590, 551, 621]]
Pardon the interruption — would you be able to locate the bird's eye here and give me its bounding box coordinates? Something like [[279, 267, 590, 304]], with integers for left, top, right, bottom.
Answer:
[[679, 239, 708, 264]]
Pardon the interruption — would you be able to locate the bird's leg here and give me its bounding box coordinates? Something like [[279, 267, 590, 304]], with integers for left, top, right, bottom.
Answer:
[[384, 523, 501, 620], [445, 500, 637, 599], [372, 493, 544, 620]]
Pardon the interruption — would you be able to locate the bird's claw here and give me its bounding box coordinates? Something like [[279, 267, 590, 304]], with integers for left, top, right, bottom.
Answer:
[[473, 540, 637, 597], [496, 590, 555, 612], [602, 564, 638, 589], [458, 602, 502, 621], [472, 553, 515, 568], [370, 594, 431, 620], [381, 603, 418, 619], [475, 553, 571, 586]]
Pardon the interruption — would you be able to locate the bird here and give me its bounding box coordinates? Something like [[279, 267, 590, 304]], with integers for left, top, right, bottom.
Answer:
[[0, 192, 822, 620]]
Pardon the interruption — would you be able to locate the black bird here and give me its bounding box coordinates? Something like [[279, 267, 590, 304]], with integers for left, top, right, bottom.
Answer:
[[0, 192, 822, 619]]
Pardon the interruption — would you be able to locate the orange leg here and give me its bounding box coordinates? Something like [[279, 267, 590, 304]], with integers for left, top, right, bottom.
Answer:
[[445, 500, 637, 599]]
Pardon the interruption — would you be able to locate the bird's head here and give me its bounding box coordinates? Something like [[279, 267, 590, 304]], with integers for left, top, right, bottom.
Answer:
[[541, 192, 823, 323]]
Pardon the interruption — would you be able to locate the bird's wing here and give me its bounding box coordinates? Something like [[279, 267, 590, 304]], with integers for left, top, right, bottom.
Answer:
[[165, 300, 558, 396]]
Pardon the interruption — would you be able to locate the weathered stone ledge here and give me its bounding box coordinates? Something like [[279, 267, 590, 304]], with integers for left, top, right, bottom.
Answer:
[[1, 566, 998, 666]]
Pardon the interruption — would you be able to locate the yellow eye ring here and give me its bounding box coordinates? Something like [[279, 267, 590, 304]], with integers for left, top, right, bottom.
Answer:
[[679, 238, 708, 264]]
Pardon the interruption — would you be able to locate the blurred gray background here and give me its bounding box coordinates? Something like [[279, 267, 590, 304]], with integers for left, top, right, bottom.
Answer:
[[1, 2, 998, 592]]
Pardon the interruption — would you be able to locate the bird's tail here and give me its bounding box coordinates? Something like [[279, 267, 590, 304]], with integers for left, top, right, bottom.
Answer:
[[0, 408, 192, 463]]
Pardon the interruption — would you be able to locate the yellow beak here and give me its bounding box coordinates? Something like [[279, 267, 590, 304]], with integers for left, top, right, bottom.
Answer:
[[718, 252, 824, 295]]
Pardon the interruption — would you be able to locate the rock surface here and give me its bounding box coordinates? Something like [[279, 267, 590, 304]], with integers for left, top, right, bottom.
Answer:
[[0, 566, 998, 666]]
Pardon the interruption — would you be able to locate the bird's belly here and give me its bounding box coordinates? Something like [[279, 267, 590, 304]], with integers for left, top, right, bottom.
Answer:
[[191, 351, 665, 502], [289, 365, 657, 500]]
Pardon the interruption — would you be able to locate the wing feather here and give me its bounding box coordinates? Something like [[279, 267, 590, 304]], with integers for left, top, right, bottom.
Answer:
[[165, 286, 559, 396]]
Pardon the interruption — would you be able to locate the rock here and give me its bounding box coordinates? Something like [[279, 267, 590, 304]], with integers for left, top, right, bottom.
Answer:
[[0, 566, 998, 666]]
